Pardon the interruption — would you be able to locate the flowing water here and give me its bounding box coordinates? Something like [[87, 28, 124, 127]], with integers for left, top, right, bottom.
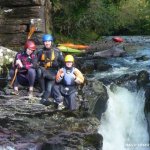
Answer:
[[95, 44, 150, 80], [99, 86, 149, 150], [97, 39, 150, 150]]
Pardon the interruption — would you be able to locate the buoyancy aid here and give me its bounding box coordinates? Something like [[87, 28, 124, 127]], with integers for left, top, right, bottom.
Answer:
[[62, 67, 75, 86], [40, 49, 55, 69]]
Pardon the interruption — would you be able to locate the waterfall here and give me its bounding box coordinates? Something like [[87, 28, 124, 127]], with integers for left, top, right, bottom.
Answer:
[[99, 86, 150, 150]]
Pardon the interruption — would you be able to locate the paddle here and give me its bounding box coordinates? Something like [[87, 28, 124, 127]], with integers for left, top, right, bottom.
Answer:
[[10, 67, 18, 87], [10, 25, 36, 87], [27, 25, 36, 40]]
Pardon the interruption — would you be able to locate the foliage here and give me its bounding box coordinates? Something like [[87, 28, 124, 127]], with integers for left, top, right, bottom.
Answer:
[[51, 0, 150, 42]]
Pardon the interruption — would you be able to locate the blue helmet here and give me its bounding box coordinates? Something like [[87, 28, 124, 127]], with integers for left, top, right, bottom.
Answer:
[[42, 34, 53, 42]]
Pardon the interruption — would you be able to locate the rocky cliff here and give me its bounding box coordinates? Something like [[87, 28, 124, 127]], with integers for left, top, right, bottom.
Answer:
[[0, 0, 52, 50]]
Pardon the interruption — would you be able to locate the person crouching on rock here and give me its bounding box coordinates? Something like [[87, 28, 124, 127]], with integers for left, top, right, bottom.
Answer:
[[52, 54, 84, 110], [36, 34, 64, 106], [9, 40, 37, 96]]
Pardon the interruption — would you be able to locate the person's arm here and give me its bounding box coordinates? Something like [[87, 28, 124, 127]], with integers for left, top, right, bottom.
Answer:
[[56, 68, 64, 83], [15, 53, 23, 68], [56, 48, 64, 67], [74, 68, 84, 84], [36, 49, 43, 61], [58, 51, 64, 65], [34, 49, 45, 68], [31, 54, 38, 69]]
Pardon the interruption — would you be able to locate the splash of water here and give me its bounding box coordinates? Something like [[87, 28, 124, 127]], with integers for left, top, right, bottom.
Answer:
[[99, 86, 149, 150]]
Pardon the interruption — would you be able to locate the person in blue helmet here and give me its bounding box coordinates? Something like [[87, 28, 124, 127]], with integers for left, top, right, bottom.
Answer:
[[36, 34, 64, 106]]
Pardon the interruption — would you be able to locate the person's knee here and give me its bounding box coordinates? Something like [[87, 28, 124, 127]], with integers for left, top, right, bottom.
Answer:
[[47, 86, 52, 93], [28, 68, 36, 77], [52, 84, 60, 91], [37, 68, 43, 78], [69, 93, 78, 110], [46, 81, 54, 91]]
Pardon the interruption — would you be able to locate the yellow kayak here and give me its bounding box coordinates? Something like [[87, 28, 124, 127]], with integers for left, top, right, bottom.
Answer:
[[58, 45, 85, 54], [59, 43, 89, 49]]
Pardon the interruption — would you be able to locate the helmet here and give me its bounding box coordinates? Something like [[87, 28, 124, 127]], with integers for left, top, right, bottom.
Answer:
[[65, 55, 74, 62], [42, 34, 53, 42], [24, 40, 36, 51]]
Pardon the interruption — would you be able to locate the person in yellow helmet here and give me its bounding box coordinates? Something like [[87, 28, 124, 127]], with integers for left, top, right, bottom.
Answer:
[[52, 54, 84, 110]]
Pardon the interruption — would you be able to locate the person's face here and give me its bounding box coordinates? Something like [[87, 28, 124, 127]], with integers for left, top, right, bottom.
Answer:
[[65, 62, 73, 68], [44, 41, 52, 49], [26, 48, 34, 55]]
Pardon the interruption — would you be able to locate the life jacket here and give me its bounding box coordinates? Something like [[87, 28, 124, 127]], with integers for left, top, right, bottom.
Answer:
[[62, 67, 75, 86], [40, 49, 55, 69]]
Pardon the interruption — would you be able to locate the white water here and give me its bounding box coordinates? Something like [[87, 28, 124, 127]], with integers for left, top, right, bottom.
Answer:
[[99, 86, 150, 150]]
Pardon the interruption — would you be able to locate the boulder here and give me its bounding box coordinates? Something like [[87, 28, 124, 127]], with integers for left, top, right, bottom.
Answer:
[[0, 78, 107, 149], [96, 63, 112, 72], [82, 79, 108, 119], [0, 46, 16, 87], [136, 70, 150, 142], [0, 46, 16, 66], [94, 47, 126, 58]]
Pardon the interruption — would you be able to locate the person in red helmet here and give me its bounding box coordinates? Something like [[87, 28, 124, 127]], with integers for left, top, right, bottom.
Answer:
[[9, 40, 37, 96]]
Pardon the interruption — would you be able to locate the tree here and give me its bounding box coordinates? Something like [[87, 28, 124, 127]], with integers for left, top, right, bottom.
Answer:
[[51, 0, 150, 42]]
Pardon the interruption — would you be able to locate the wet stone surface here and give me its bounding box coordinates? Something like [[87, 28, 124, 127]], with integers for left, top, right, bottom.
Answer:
[[0, 79, 106, 149]]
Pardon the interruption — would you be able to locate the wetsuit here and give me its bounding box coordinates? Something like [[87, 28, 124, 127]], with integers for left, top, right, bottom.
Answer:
[[36, 46, 64, 105], [52, 66, 84, 110], [9, 51, 37, 88]]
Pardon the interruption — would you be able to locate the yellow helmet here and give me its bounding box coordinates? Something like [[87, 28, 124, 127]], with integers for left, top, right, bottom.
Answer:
[[64, 55, 74, 62]]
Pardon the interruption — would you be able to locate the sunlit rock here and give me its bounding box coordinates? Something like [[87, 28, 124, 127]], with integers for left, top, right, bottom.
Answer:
[[0, 46, 16, 66]]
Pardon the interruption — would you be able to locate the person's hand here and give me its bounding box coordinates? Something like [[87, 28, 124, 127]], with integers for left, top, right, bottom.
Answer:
[[60, 72, 64, 78], [58, 70, 64, 78], [25, 64, 32, 69], [16, 59, 23, 68], [72, 73, 76, 80]]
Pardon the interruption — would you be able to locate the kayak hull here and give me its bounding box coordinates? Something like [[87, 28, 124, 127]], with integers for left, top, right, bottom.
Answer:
[[113, 37, 124, 43]]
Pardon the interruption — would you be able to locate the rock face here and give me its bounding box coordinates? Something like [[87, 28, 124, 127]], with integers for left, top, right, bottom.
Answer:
[[121, 70, 150, 143], [0, 0, 52, 50], [0, 78, 108, 149], [136, 70, 150, 140], [82, 79, 108, 120], [0, 46, 16, 88]]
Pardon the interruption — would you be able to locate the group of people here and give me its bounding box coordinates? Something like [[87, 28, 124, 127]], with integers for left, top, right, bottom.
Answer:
[[9, 34, 84, 110]]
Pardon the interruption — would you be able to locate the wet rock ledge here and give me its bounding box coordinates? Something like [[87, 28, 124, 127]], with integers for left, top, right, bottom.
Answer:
[[0, 79, 108, 150]]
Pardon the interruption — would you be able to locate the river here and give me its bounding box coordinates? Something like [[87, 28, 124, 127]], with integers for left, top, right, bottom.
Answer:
[[0, 36, 149, 150], [97, 37, 150, 150]]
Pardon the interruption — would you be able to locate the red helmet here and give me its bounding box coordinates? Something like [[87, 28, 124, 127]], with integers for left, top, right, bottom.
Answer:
[[24, 40, 36, 51]]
